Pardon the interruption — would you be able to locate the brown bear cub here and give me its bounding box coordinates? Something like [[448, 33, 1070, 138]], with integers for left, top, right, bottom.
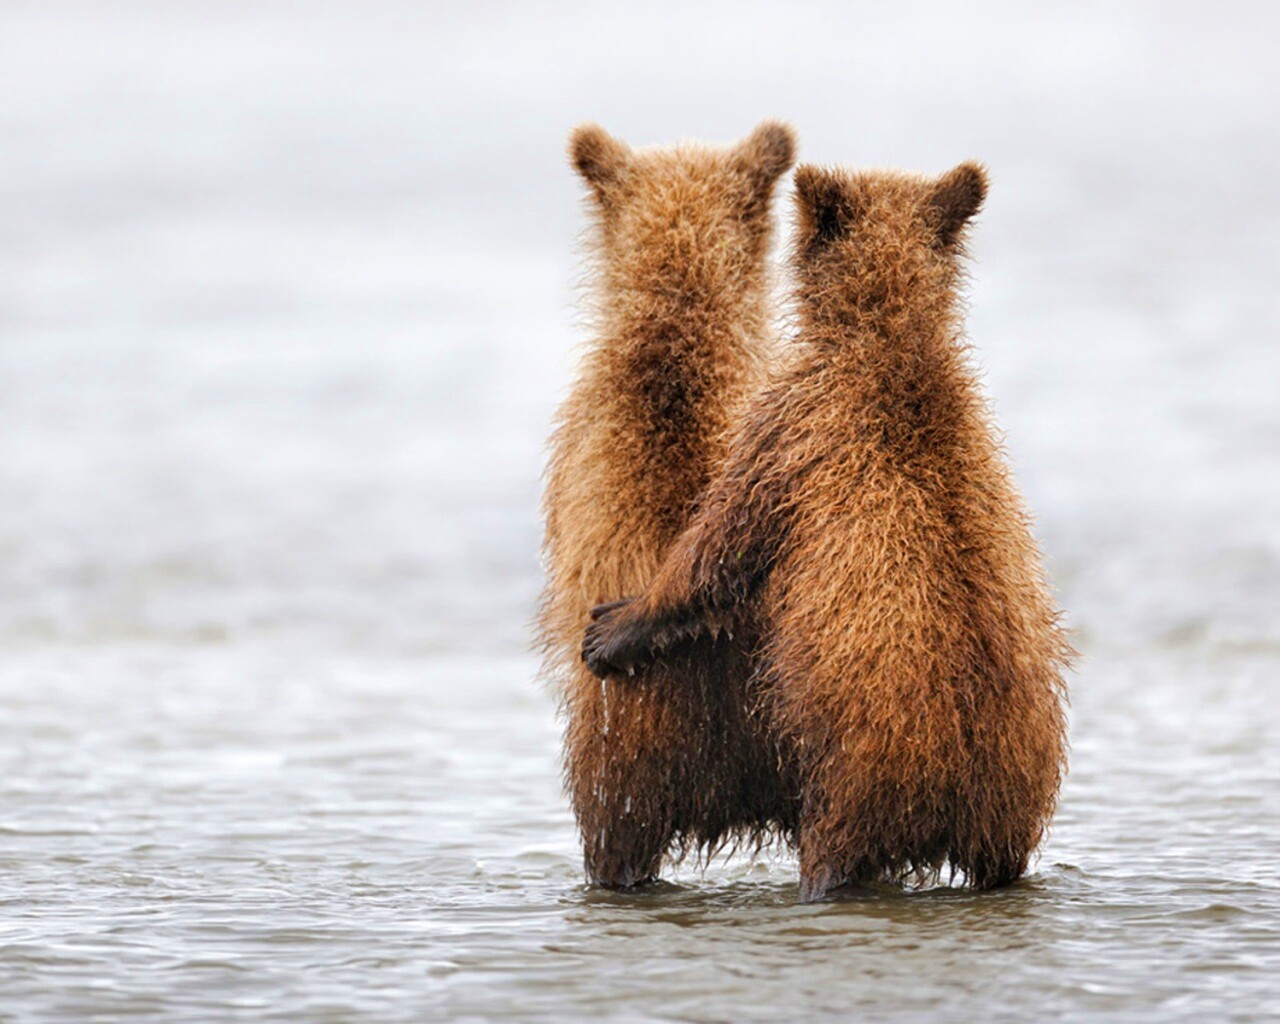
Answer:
[[584, 163, 1071, 899], [540, 122, 799, 887]]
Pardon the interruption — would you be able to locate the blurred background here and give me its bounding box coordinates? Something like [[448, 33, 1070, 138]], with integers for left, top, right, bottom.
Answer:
[[1, 2, 1277, 1021]]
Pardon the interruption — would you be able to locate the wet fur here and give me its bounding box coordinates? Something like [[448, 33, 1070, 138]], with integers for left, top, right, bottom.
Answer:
[[539, 122, 799, 887], [584, 163, 1071, 898]]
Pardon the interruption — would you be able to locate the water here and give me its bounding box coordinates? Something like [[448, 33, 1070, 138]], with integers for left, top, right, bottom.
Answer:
[[1, 2, 1278, 1020]]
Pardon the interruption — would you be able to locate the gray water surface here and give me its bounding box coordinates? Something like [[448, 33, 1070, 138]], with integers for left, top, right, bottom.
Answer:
[[2, 2, 1278, 1021]]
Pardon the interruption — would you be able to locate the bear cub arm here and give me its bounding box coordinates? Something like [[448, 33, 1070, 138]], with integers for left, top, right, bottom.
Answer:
[[583, 394, 807, 680]]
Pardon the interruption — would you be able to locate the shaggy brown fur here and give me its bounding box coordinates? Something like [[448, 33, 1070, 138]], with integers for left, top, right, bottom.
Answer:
[[540, 121, 799, 887], [584, 163, 1071, 899]]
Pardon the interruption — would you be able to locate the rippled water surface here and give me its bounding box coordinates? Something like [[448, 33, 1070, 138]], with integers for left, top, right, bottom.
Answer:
[[2, 3, 1278, 1021]]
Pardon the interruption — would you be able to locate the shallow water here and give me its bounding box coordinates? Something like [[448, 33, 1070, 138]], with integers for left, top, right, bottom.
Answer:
[[2, 2, 1279, 1021], [3, 645, 1278, 1021]]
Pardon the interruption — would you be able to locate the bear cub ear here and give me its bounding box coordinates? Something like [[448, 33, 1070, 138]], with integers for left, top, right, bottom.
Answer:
[[928, 162, 988, 246], [568, 124, 632, 204], [733, 120, 797, 196], [793, 165, 858, 248]]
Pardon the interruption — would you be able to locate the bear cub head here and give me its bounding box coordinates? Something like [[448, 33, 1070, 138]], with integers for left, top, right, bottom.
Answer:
[[568, 121, 797, 301], [791, 162, 988, 330]]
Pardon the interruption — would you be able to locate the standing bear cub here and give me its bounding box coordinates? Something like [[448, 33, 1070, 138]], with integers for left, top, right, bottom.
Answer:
[[584, 163, 1071, 898], [540, 122, 800, 888]]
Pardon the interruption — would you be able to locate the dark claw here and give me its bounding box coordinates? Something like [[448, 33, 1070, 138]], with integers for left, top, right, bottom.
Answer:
[[590, 598, 631, 621], [582, 600, 651, 679], [582, 616, 625, 678]]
